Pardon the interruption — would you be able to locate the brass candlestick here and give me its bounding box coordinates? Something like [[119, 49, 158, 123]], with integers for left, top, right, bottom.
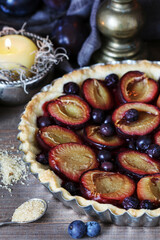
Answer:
[[94, 0, 145, 63]]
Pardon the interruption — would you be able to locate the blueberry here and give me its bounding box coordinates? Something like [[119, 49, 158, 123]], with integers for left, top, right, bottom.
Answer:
[[37, 116, 53, 128], [147, 144, 160, 159], [122, 197, 139, 210], [36, 153, 48, 165], [104, 115, 112, 124], [63, 82, 80, 95], [92, 109, 105, 124], [97, 150, 112, 162], [101, 161, 114, 171], [105, 73, 119, 88], [136, 136, 152, 152], [86, 221, 101, 237], [100, 123, 115, 137], [140, 200, 154, 210], [124, 109, 139, 123], [128, 139, 136, 150], [68, 220, 86, 239], [63, 182, 79, 195]]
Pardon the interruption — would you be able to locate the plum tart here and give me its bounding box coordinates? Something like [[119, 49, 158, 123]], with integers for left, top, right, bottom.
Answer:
[[18, 60, 160, 220]]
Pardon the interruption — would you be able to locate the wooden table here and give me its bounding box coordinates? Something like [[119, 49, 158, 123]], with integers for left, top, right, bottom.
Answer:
[[1, 43, 160, 240]]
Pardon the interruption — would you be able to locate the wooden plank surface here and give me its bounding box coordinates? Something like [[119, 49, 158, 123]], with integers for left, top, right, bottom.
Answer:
[[1, 44, 160, 239], [1, 114, 160, 240]]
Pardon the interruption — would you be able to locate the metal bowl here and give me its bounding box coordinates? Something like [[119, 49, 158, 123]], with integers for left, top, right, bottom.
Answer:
[[0, 32, 54, 106]]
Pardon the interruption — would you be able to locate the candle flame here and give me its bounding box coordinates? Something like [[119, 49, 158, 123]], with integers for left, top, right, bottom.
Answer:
[[5, 38, 11, 49]]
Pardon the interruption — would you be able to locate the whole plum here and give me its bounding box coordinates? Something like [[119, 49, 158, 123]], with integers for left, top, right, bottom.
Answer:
[[51, 15, 90, 60], [0, 0, 41, 16], [43, 0, 70, 12]]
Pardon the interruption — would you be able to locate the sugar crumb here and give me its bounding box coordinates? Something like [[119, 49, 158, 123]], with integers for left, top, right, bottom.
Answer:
[[12, 199, 46, 222], [0, 150, 28, 192]]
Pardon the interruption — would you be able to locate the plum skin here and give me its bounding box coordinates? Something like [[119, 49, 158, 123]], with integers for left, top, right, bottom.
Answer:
[[0, 0, 40, 16], [112, 103, 160, 138], [51, 15, 89, 59]]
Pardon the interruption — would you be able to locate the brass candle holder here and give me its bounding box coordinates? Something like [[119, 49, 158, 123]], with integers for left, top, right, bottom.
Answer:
[[94, 0, 146, 63]]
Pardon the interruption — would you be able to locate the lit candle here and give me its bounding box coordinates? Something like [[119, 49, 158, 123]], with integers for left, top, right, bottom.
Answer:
[[0, 35, 38, 75]]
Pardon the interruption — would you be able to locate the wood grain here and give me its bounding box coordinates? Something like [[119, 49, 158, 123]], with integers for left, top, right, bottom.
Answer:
[[1, 44, 160, 239]]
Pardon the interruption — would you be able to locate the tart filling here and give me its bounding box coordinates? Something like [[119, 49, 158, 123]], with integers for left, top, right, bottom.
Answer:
[[112, 103, 160, 137], [84, 125, 124, 149], [18, 60, 160, 218], [49, 143, 98, 182], [47, 95, 91, 129], [119, 71, 158, 103], [38, 125, 82, 148], [80, 170, 135, 204], [117, 150, 160, 179]]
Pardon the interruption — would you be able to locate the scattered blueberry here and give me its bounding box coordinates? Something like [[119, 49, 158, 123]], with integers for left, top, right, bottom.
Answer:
[[124, 109, 139, 123], [36, 152, 48, 165], [104, 115, 112, 124], [140, 200, 154, 210], [37, 116, 53, 128], [68, 220, 86, 239], [100, 123, 115, 137], [147, 144, 160, 159], [63, 82, 80, 95], [105, 73, 119, 88], [101, 161, 114, 171], [122, 197, 139, 210], [136, 136, 152, 152], [97, 150, 112, 162], [63, 182, 79, 195], [128, 139, 136, 150], [92, 109, 105, 124], [86, 221, 101, 237]]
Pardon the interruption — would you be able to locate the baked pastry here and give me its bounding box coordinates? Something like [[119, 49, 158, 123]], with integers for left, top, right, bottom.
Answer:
[[18, 60, 160, 219]]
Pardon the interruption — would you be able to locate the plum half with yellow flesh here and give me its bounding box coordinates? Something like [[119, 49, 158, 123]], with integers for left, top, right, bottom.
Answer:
[[80, 170, 135, 204], [47, 95, 91, 129], [84, 125, 124, 150], [154, 131, 160, 146], [49, 143, 98, 182], [157, 94, 160, 109], [137, 174, 160, 204], [118, 71, 158, 103], [112, 103, 160, 137], [37, 125, 82, 148], [117, 150, 160, 180], [82, 78, 113, 110]]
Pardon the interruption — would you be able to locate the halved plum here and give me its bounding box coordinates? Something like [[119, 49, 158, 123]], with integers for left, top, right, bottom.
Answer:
[[154, 131, 160, 146], [49, 143, 98, 182], [117, 150, 160, 179], [119, 71, 158, 103], [157, 95, 160, 108], [84, 125, 124, 149], [47, 95, 91, 129], [112, 103, 160, 137], [42, 101, 50, 116], [36, 132, 51, 151], [80, 170, 135, 204], [82, 78, 113, 110], [38, 125, 82, 148], [137, 174, 160, 203]]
